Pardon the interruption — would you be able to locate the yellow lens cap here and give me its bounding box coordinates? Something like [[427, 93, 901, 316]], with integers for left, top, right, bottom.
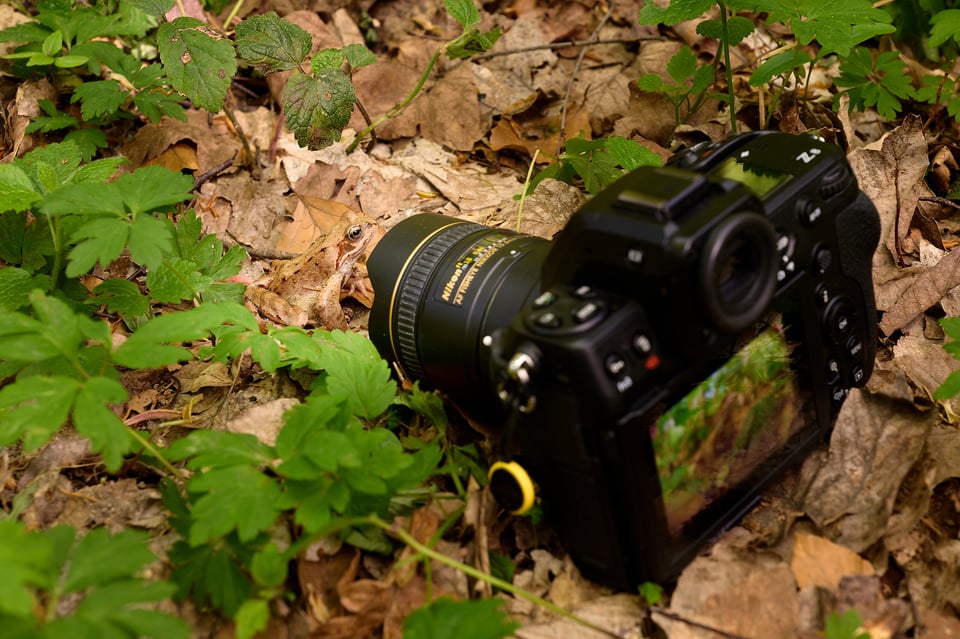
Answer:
[[488, 461, 535, 514]]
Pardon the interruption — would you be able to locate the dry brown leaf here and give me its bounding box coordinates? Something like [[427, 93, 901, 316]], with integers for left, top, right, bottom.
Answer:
[[143, 142, 199, 173], [121, 109, 240, 175], [916, 606, 960, 638], [419, 63, 487, 151], [515, 594, 643, 639], [802, 388, 936, 552], [789, 531, 873, 590], [275, 197, 358, 254], [877, 248, 960, 335], [654, 529, 803, 639]]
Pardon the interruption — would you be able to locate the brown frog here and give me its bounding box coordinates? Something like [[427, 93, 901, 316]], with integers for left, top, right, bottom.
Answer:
[[245, 214, 384, 329]]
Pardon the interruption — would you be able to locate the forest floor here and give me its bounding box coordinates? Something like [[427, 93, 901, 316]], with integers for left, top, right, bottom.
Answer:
[[3, 0, 960, 638]]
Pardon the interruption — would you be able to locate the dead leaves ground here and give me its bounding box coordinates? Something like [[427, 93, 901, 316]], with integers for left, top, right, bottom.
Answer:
[[4, 0, 960, 637]]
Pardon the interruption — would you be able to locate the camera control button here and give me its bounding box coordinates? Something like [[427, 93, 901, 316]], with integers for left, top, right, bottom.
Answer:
[[533, 311, 561, 329], [820, 165, 852, 199], [831, 386, 849, 405], [846, 336, 864, 360], [797, 199, 823, 225], [824, 297, 854, 345], [826, 358, 841, 384], [604, 353, 627, 377], [632, 332, 653, 354], [851, 364, 866, 386], [626, 246, 645, 267], [571, 285, 595, 298], [572, 300, 603, 323], [815, 283, 831, 306], [532, 291, 557, 309], [813, 247, 834, 274]]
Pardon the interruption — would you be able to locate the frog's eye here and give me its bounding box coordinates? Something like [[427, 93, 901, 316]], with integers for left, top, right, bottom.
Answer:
[[345, 224, 364, 241]]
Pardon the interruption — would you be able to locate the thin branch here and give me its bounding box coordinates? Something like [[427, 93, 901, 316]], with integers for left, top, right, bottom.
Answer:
[[557, 2, 616, 156], [471, 36, 658, 62]]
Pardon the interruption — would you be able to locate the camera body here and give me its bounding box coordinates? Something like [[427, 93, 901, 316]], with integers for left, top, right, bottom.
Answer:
[[367, 131, 880, 588]]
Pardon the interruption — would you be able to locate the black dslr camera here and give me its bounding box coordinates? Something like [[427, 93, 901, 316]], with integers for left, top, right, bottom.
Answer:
[[367, 131, 880, 589]]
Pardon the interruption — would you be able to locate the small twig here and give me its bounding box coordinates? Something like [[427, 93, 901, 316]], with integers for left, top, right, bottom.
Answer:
[[194, 158, 234, 190], [557, 2, 616, 156], [221, 105, 256, 171], [919, 195, 960, 211]]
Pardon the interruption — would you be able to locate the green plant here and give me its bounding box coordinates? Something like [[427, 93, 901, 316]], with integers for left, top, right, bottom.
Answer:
[[824, 609, 870, 639], [637, 45, 717, 126], [833, 48, 915, 119], [529, 134, 662, 195], [0, 520, 191, 639]]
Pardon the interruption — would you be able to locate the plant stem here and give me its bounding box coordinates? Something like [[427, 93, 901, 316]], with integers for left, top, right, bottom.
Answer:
[[45, 215, 62, 294], [346, 46, 445, 154], [364, 514, 622, 638], [718, 0, 738, 134], [126, 427, 188, 483]]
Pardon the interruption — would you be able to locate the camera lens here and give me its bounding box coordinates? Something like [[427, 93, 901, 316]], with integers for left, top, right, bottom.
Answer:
[[368, 214, 550, 418], [699, 212, 777, 332]]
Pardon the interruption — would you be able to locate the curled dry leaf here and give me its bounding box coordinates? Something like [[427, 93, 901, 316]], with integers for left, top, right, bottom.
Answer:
[[789, 531, 873, 590], [802, 388, 936, 552]]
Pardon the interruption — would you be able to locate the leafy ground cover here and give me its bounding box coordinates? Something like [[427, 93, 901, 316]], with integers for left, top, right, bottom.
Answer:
[[3, 0, 960, 638]]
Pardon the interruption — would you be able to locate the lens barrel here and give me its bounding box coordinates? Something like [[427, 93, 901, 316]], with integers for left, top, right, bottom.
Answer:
[[368, 214, 549, 418]]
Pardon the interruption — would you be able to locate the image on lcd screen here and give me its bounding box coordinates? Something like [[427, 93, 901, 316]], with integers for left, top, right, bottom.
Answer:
[[714, 157, 790, 197], [652, 322, 806, 536]]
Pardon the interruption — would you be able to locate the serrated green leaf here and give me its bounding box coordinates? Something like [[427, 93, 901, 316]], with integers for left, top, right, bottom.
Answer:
[[73, 376, 133, 472], [66, 217, 130, 277], [71, 79, 127, 120], [129, 214, 175, 270], [749, 48, 812, 86], [696, 15, 755, 45], [753, 0, 894, 56], [158, 17, 237, 112], [315, 330, 397, 419], [0, 164, 41, 213], [930, 9, 960, 47], [235, 12, 311, 73], [636, 74, 664, 92], [666, 46, 697, 82], [128, 0, 176, 17], [187, 465, 284, 543], [638, 0, 713, 25], [446, 25, 500, 60], [62, 527, 153, 593], [0, 520, 51, 617], [93, 279, 151, 317], [39, 181, 126, 217], [167, 429, 274, 469], [0, 375, 79, 451], [250, 544, 287, 588], [168, 541, 251, 617], [603, 136, 662, 171], [343, 43, 376, 68], [283, 69, 356, 150], [235, 598, 270, 639], [115, 166, 194, 216], [403, 597, 520, 639], [310, 48, 346, 73], [0, 267, 47, 311], [16, 141, 84, 192], [72, 156, 125, 184], [146, 256, 208, 303], [112, 301, 258, 368], [444, 0, 481, 28], [63, 128, 108, 161]]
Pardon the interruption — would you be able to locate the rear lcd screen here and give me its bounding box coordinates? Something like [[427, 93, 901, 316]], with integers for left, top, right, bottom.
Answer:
[[652, 320, 807, 536]]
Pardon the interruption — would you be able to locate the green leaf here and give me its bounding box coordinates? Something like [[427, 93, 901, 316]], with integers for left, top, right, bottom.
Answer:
[[235, 12, 311, 73], [115, 166, 194, 216], [129, 214, 175, 270], [0, 164, 41, 213], [113, 302, 258, 369], [310, 48, 346, 73], [61, 527, 153, 592], [935, 369, 960, 400], [750, 48, 812, 86], [0, 375, 80, 451], [168, 541, 251, 617], [446, 25, 501, 60], [343, 43, 376, 68], [444, 0, 481, 28], [666, 45, 697, 82], [0, 519, 52, 617], [66, 217, 130, 278], [0, 267, 46, 311], [603, 136, 662, 171], [753, 0, 894, 56], [824, 609, 869, 639], [158, 17, 237, 112], [638, 0, 713, 25], [696, 15, 755, 45], [283, 69, 356, 150], [930, 9, 960, 47], [167, 429, 274, 469], [71, 79, 127, 120], [235, 598, 270, 639], [147, 256, 207, 303], [128, 0, 176, 17], [187, 466, 284, 543], [93, 279, 151, 317], [636, 74, 664, 92], [402, 598, 520, 639], [316, 330, 397, 419], [73, 376, 133, 472], [250, 544, 287, 588]]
